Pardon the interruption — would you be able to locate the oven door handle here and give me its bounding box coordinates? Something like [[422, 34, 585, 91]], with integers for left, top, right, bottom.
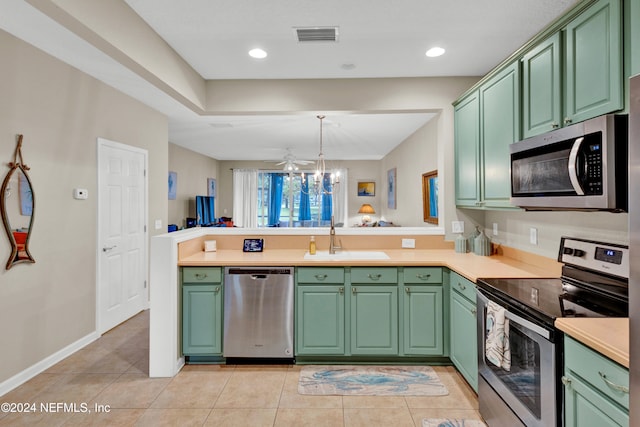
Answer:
[[504, 310, 551, 340], [568, 136, 585, 196], [477, 289, 551, 340]]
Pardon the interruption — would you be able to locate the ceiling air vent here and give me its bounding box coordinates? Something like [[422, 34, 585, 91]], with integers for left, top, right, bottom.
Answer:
[[295, 26, 339, 42]]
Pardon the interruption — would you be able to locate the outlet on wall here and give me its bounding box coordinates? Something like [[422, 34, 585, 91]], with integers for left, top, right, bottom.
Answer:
[[492, 223, 498, 236], [452, 221, 464, 233], [401, 238, 416, 249], [530, 227, 538, 245]]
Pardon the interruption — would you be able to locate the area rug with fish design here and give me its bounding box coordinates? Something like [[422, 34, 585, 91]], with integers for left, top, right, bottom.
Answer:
[[297, 365, 449, 396], [422, 419, 487, 427]]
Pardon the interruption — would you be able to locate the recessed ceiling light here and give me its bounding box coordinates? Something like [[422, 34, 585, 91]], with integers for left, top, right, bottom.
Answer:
[[426, 47, 445, 57], [248, 48, 267, 59]]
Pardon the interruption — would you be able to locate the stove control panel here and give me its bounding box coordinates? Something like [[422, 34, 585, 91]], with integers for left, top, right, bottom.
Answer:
[[559, 237, 628, 279]]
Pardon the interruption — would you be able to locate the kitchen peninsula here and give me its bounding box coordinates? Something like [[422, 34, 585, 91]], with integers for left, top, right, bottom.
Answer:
[[149, 226, 562, 377]]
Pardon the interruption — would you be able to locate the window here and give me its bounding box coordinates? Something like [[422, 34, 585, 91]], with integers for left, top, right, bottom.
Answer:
[[257, 170, 346, 227]]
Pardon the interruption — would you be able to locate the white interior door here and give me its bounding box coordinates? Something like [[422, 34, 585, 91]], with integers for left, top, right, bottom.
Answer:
[[97, 138, 148, 334]]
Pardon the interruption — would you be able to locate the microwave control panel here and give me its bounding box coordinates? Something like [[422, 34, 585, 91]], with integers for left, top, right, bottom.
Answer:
[[583, 142, 603, 194]]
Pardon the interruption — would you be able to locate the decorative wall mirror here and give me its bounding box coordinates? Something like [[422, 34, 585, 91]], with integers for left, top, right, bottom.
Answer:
[[1, 134, 35, 269], [422, 170, 438, 224]]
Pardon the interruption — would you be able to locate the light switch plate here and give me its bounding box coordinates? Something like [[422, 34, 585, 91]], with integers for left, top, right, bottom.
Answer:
[[401, 238, 415, 249], [155, 219, 162, 230], [493, 223, 498, 236], [530, 227, 538, 245]]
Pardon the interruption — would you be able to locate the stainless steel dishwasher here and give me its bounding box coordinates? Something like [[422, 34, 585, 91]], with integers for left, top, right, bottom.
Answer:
[[223, 267, 294, 359]]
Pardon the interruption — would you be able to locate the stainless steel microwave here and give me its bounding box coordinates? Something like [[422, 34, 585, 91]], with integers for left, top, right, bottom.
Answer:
[[510, 114, 628, 211]]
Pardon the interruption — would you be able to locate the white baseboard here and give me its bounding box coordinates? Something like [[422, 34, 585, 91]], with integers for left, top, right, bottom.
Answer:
[[0, 331, 100, 397]]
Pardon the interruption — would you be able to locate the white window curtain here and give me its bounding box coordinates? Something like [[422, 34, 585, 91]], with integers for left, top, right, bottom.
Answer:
[[232, 169, 258, 228], [333, 168, 348, 226]]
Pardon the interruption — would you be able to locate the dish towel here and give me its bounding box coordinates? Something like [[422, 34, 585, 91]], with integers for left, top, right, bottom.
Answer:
[[485, 300, 511, 371]]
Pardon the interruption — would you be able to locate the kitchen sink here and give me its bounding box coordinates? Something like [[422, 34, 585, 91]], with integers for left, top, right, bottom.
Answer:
[[303, 250, 390, 261]]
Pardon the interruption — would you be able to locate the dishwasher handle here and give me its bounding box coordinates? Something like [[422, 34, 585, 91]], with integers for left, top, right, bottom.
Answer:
[[250, 274, 268, 280]]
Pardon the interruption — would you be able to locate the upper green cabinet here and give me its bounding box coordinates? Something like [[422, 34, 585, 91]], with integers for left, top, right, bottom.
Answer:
[[454, 90, 480, 207], [564, 0, 623, 125], [455, 62, 520, 209], [523, 0, 623, 138], [480, 62, 521, 208], [522, 32, 562, 137]]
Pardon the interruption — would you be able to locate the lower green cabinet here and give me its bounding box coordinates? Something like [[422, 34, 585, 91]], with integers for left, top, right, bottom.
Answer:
[[563, 336, 629, 427], [449, 272, 478, 391], [403, 285, 443, 355], [182, 267, 223, 356], [350, 285, 398, 355], [295, 266, 445, 359], [296, 285, 345, 355]]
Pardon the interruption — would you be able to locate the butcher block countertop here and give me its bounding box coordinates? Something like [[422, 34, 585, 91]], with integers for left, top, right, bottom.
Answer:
[[178, 249, 557, 282], [555, 318, 629, 368]]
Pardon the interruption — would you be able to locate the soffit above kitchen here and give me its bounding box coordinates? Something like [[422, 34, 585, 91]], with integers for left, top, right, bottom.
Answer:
[[0, 0, 578, 161]]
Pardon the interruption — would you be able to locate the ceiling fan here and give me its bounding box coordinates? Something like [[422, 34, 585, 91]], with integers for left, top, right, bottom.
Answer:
[[265, 148, 314, 171]]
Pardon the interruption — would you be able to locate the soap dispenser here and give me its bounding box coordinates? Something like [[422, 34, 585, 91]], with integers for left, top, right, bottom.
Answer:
[[309, 236, 316, 255]]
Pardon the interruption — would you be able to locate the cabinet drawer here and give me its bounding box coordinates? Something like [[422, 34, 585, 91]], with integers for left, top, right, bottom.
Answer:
[[351, 267, 397, 284], [564, 336, 629, 410], [404, 267, 442, 284], [450, 271, 476, 302], [183, 267, 222, 284], [298, 267, 345, 284]]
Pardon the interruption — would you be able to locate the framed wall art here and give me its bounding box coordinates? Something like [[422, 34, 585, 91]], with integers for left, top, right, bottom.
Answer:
[[357, 181, 375, 196], [387, 168, 396, 209]]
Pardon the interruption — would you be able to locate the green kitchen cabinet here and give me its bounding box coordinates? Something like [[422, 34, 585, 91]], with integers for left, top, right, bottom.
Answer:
[[564, 0, 623, 126], [522, 0, 623, 137], [455, 61, 519, 209], [350, 285, 398, 355], [563, 336, 629, 427], [479, 61, 520, 208], [350, 267, 398, 355], [522, 32, 562, 138], [402, 284, 443, 355], [449, 272, 478, 392], [182, 267, 223, 356], [295, 267, 346, 355], [454, 90, 481, 208], [296, 285, 346, 355]]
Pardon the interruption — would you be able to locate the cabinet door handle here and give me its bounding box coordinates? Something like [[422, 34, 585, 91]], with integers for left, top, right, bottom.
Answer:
[[214, 286, 220, 293], [339, 287, 344, 295], [367, 273, 382, 280], [194, 273, 208, 280], [561, 376, 572, 387], [405, 287, 411, 294], [416, 274, 431, 280], [598, 371, 629, 394], [471, 308, 477, 315], [352, 287, 357, 294], [552, 122, 559, 129], [564, 117, 573, 125], [457, 282, 466, 291], [314, 274, 328, 281]]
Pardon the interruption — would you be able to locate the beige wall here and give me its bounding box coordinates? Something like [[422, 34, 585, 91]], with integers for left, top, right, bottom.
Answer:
[[0, 30, 168, 383], [168, 143, 220, 228], [380, 119, 439, 226]]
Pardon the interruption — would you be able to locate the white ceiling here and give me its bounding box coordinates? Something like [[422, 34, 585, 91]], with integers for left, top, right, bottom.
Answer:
[[1, 0, 578, 162]]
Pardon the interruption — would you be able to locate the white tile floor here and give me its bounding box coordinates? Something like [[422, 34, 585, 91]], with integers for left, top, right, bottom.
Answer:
[[0, 310, 482, 426]]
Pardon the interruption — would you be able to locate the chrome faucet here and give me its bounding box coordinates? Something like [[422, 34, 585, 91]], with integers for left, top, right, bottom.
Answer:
[[329, 216, 342, 254]]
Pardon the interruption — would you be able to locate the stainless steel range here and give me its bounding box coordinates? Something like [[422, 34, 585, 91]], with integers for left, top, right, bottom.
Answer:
[[476, 237, 629, 427]]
